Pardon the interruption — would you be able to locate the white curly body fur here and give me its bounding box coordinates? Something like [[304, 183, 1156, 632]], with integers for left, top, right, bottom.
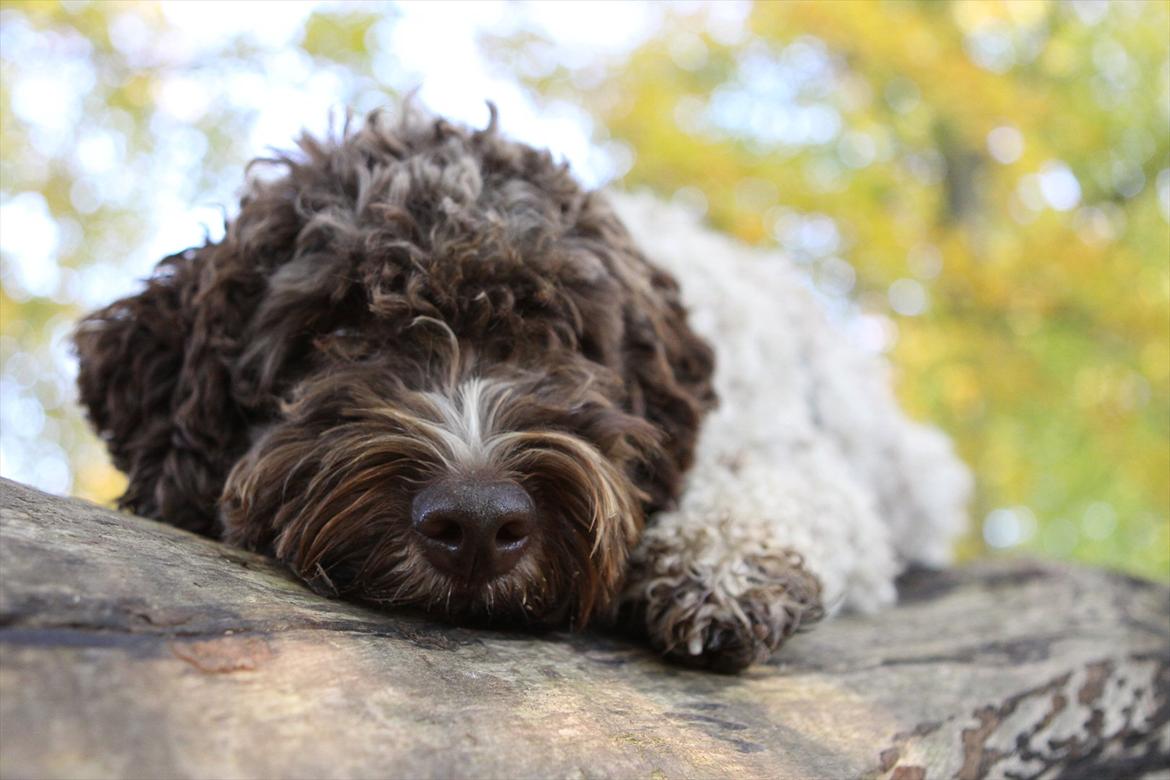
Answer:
[[612, 192, 972, 664]]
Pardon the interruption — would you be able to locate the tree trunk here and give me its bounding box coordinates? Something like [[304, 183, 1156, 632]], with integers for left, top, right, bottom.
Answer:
[[1, 478, 1166, 779]]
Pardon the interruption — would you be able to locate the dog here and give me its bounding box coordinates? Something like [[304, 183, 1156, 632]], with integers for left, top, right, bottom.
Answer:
[[74, 107, 970, 672]]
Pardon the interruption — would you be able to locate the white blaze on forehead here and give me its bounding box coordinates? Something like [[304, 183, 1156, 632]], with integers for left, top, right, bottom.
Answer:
[[424, 377, 512, 469], [420, 376, 643, 557]]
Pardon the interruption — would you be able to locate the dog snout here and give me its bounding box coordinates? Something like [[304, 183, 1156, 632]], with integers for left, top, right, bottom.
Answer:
[[411, 478, 535, 582]]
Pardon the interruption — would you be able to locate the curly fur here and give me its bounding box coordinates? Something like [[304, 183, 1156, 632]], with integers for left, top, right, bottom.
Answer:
[[613, 191, 971, 668], [74, 105, 968, 672], [75, 107, 714, 630]]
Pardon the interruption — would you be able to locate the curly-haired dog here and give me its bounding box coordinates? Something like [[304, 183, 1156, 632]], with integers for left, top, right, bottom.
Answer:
[[74, 108, 970, 672]]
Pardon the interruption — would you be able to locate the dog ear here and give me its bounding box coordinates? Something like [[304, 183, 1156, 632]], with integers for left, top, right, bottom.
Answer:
[[620, 260, 717, 512], [74, 144, 315, 535], [567, 194, 717, 513], [74, 243, 254, 535]]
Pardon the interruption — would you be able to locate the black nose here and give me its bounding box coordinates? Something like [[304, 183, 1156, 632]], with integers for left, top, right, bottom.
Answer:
[[411, 478, 536, 582]]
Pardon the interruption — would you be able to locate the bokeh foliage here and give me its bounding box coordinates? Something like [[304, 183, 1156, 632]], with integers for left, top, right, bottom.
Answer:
[[494, 0, 1170, 579], [1, 0, 395, 502], [1, 1, 1167, 580]]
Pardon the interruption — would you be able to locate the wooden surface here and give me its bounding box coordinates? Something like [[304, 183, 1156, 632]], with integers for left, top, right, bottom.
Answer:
[[0, 477, 1167, 779]]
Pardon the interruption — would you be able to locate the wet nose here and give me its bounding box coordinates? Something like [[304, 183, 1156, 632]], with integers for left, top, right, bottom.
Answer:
[[411, 478, 536, 582]]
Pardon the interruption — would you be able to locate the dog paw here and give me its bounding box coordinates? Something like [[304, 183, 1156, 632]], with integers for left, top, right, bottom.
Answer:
[[637, 552, 824, 673]]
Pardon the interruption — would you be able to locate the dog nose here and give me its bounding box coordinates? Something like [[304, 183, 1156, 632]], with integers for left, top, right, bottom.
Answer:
[[411, 479, 536, 582]]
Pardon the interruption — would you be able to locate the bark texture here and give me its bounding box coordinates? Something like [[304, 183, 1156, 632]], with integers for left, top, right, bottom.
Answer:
[[1, 478, 1167, 779]]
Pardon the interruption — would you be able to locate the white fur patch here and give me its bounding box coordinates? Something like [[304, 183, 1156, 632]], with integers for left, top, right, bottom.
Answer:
[[422, 377, 631, 490], [423, 377, 510, 470], [612, 192, 972, 615]]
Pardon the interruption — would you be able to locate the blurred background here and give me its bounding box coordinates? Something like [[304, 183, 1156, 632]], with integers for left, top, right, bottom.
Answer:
[[0, 0, 1167, 580]]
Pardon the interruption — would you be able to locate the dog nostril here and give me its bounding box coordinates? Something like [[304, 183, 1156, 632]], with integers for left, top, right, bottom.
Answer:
[[416, 514, 464, 548], [494, 517, 532, 547]]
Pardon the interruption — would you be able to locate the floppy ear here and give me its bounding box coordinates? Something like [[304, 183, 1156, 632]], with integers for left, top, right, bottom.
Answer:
[[566, 194, 717, 513], [620, 260, 717, 512], [74, 244, 254, 535]]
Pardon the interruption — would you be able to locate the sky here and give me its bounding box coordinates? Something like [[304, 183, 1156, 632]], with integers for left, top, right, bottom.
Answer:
[[0, 0, 749, 494], [1, 1, 751, 304]]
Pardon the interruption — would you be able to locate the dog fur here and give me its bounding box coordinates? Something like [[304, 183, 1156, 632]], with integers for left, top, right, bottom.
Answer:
[[74, 107, 969, 672], [612, 192, 971, 668]]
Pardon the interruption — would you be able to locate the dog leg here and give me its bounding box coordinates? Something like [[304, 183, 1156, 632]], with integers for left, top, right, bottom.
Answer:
[[623, 522, 823, 672], [621, 444, 896, 672]]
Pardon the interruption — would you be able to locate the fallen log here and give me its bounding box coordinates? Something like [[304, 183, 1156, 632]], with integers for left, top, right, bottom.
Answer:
[[0, 477, 1166, 779]]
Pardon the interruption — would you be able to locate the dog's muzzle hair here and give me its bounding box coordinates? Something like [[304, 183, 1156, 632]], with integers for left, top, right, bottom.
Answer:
[[74, 107, 716, 630], [222, 355, 659, 626]]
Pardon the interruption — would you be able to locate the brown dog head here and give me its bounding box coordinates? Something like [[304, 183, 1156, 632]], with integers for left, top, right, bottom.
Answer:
[[74, 108, 715, 627]]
